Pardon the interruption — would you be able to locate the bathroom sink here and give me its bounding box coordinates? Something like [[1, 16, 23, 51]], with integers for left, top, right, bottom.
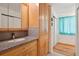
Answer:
[[14, 38, 25, 42]]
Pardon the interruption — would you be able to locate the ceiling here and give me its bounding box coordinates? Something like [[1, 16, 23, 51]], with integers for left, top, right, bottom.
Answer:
[[50, 3, 76, 17]]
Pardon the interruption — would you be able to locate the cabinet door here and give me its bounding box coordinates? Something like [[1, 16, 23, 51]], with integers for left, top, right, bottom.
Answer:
[[39, 4, 45, 33], [21, 4, 29, 30], [38, 35, 46, 56], [44, 34, 49, 55], [38, 4, 50, 56], [24, 40, 37, 56], [28, 3, 39, 36], [38, 4, 46, 56], [29, 4, 39, 28], [26, 46, 37, 56], [39, 4, 49, 33]]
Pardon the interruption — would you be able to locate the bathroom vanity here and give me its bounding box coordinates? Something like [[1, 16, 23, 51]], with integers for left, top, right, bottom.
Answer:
[[0, 36, 38, 56], [0, 3, 51, 56]]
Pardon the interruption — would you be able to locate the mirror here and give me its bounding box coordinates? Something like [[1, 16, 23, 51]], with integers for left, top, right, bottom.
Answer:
[[0, 3, 8, 29], [0, 3, 21, 30], [8, 3, 21, 29]]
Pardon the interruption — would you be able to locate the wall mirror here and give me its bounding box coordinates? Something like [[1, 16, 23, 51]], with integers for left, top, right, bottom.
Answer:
[[0, 3, 21, 31]]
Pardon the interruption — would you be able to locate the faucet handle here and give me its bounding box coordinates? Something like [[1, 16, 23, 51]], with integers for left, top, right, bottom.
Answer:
[[12, 33, 15, 39]]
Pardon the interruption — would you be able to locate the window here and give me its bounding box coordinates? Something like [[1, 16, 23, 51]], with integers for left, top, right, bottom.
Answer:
[[59, 16, 76, 35]]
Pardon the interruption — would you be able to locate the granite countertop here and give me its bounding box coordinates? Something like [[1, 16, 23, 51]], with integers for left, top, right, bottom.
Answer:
[[0, 35, 39, 52]]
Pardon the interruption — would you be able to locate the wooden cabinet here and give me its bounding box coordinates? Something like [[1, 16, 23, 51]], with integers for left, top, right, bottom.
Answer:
[[26, 3, 51, 56], [24, 40, 37, 56], [38, 33, 49, 56], [29, 4, 39, 28], [26, 46, 37, 56], [21, 4, 29, 31], [28, 3, 39, 37], [0, 44, 25, 56], [38, 4, 51, 56], [0, 40, 37, 56]]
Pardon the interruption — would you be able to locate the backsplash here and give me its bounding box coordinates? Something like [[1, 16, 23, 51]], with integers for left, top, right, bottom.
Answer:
[[0, 30, 28, 41], [28, 27, 39, 36], [0, 32, 12, 41]]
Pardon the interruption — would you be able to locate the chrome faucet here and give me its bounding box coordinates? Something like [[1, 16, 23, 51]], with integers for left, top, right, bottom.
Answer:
[[12, 33, 15, 39]]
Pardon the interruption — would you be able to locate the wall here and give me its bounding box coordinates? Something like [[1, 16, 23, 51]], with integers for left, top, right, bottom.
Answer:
[[50, 7, 58, 53], [50, 9, 58, 46], [51, 4, 76, 45], [76, 3, 79, 56], [57, 12, 76, 45]]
